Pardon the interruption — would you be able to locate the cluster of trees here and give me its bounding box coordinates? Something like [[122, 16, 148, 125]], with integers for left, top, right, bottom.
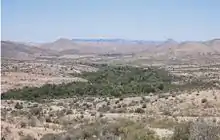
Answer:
[[2, 64, 217, 101], [2, 65, 173, 101]]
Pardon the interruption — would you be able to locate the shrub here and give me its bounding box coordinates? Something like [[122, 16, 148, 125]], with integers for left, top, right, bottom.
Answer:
[[115, 100, 120, 104], [162, 110, 172, 116], [90, 112, 96, 116], [45, 117, 52, 123], [116, 108, 127, 113], [122, 103, 127, 108], [142, 104, 147, 108], [32, 103, 38, 107], [158, 83, 164, 90], [30, 107, 42, 116], [20, 121, 27, 128], [172, 122, 190, 140], [149, 118, 178, 129], [135, 108, 145, 114], [98, 105, 111, 113], [15, 102, 23, 109], [20, 135, 36, 140], [40, 134, 61, 140], [99, 113, 104, 118], [28, 117, 38, 127], [201, 98, 208, 103], [56, 102, 64, 106], [66, 109, 73, 115]]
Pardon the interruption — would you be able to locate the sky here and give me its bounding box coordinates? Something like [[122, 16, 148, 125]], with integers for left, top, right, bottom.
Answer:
[[1, 0, 220, 42]]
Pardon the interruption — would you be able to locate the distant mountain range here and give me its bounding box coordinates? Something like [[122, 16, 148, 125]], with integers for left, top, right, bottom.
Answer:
[[72, 38, 163, 45], [1, 38, 220, 60]]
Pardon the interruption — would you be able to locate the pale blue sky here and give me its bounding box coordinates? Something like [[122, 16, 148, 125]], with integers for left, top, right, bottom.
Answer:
[[2, 0, 220, 42]]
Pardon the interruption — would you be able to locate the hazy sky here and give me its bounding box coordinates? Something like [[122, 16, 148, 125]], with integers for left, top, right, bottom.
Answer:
[[2, 0, 220, 42]]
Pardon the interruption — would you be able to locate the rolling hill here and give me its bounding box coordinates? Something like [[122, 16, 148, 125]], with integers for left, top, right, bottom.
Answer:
[[1, 41, 58, 60], [1, 38, 219, 60]]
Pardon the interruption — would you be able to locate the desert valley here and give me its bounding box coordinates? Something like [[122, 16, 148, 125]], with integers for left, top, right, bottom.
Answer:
[[1, 38, 220, 140]]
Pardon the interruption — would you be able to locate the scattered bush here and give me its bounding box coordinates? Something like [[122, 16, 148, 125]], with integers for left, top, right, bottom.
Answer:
[[172, 120, 220, 140], [135, 108, 145, 114], [172, 122, 190, 140], [162, 110, 172, 116], [30, 107, 42, 116], [115, 100, 120, 104], [66, 109, 73, 115], [15, 102, 23, 109], [115, 108, 127, 113], [142, 104, 147, 108], [189, 120, 220, 140], [20, 135, 36, 140], [149, 118, 178, 129], [201, 98, 208, 103], [40, 119, 160, 140], [32, 103, 38, 108], [20, 121, 27, 128], [98, 105, 111, 113], [45, 117, 52, 123], [28, 117, 38, 127]]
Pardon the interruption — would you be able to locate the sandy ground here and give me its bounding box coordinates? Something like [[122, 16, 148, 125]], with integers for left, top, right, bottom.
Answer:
[[1, 72, 87, 93]]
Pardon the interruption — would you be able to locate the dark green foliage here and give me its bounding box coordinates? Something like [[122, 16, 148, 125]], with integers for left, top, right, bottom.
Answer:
[[2, 66, 172, 101], [2, 65, 208, 101]]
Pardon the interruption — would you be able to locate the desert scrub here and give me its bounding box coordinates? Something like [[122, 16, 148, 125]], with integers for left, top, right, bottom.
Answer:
[[98, 104, 111, 113], [172, 122, 191, 140], [172, 120, 220, 140], [149, 118, 178, 129], [14, 102, 23, 109], [189, 120, 220, 140], [30, 107, 43, 116], [40, 119, 160, 140], [135, 108, 145, 113], [20, 121, 27, 128], [201, 98, 208, 103], [28, 116, 39, 127], [20, 135, 36, 140]]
